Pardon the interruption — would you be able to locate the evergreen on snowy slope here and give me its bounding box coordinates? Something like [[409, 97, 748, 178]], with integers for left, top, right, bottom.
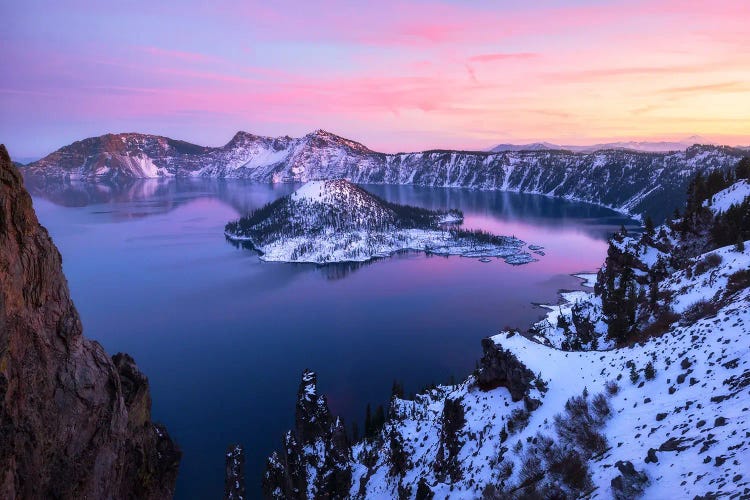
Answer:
[[259, 159, 750, 499], [225, 179, 537, 264]]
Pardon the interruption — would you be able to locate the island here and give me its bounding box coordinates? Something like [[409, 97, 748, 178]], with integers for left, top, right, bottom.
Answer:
[[225, 179, 538, 264]]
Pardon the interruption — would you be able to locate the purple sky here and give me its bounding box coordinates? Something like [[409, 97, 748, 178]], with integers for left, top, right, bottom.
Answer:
[[2, 0, 749, 159]]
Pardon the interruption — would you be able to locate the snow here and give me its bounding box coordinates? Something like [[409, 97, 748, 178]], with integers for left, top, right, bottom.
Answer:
[[347, 239, 750, 499], [705, 179, 750, 213]]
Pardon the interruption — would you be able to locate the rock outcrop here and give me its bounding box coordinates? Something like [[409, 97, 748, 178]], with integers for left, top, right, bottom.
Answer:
[[0, 144, 180, 498], [475, 337, 535, 401], [263, 370, 351, 499], [610, 460, 649, 499]]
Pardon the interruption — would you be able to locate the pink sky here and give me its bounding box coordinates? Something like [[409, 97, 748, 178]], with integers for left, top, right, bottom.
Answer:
[[1, 0, 749, 158]]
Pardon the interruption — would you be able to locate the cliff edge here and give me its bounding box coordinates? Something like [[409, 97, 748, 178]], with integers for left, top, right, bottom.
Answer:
[[0, 144, 180, 498]]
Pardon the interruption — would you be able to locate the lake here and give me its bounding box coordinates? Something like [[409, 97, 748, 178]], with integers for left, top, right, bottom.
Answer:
[[28, 178, 639, 498]]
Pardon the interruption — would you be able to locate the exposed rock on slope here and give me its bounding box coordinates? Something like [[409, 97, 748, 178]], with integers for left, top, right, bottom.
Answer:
[[0, 144, 180, 498], [24, 130, 747, 221], [225, 179, 535, 264]]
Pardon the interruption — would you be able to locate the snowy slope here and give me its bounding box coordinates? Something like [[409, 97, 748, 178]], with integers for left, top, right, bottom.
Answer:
[[705, 179, 750, 213], [295, 240, 749, 499], [263, 175, 750, 499]]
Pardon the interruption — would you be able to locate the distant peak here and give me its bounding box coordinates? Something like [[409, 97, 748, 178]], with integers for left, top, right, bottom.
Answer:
[[307, 129, 340, 139]]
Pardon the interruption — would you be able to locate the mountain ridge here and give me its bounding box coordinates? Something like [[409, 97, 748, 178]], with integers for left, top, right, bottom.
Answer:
[[23, 131, 749, 222]]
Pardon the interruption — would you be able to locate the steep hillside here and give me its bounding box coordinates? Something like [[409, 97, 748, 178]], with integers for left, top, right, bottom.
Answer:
[[0, 144, 180, 498], [260, 162, 750, 498], [24, 131, 747, 221], [225, 179, 535, 264]]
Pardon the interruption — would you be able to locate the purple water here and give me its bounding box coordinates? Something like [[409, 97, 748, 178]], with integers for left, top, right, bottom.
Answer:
[[30, 179, 639, 498]]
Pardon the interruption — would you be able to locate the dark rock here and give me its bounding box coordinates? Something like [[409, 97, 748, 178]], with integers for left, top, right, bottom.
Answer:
[[296, 370, 334, 444], [263, 370, 352, 499], [476, 338, 535, 401], [224, 444, 245, 500], [714, 417, 727, 427], [0, 145, 180, 499], [416, 477, 435, 500], [611, 460, 649, 499], [524, 396, 542, 412], [659, 437, 689, 452], [656, 412, 668, 422], [645, 448, 659, 463]]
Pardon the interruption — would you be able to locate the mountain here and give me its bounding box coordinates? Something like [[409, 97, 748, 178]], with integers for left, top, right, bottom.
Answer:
[[490, 142, 560, 152], [225, 179, 536, 264], [24, 130, 747, 222], [0, 144, 181, 498], [260, 159, 750, 499], [491, 136, 717, 153]]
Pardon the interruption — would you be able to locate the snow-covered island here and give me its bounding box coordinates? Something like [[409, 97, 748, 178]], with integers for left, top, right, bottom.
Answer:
[[225, 179, 537, 264]]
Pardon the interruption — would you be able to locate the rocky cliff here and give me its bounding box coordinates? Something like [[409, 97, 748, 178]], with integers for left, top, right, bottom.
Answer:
[[23, 130, 748, 221], [0, 144, 180, 498]]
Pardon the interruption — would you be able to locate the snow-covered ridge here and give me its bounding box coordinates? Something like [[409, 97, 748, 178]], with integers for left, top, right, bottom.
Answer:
[[225, 179, 538, 265], [25, 131, 748, 221], [705, 179, 750, 213], [262, 175, 750, 498]]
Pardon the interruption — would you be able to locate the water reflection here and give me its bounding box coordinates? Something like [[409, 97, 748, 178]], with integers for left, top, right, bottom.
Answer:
[[27, 177, 639, 240], [30, 177, 641, 498]]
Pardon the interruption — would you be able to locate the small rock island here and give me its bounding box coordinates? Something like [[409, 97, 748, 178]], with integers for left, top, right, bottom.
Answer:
[[225, 179, 537, 264]]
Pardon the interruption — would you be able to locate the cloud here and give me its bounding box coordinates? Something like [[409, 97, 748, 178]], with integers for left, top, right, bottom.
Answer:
[[658, 81, 749, 94], [468, 53, 538, 63]]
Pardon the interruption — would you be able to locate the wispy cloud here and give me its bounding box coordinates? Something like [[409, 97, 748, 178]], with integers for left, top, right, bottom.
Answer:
[[659, 81, 749, 94], [468, 53, 538, 63]]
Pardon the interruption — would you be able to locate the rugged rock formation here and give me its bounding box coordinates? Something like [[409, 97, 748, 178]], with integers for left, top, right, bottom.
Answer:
[[23, 130, 747, 221], [475, 337, 535, 401], [0, 144, 180, 498], [263, 370, 351, 499], [224, 444, 246, 500]]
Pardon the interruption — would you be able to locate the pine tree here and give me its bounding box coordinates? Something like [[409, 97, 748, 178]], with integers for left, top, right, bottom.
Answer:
[[351, 421, 360, 442], [644, 216, 655, 237], [629, 364, 639, 384], [364, 404, 372, 438], [737, 235, 746, 252], [644, 361, 656, 380]]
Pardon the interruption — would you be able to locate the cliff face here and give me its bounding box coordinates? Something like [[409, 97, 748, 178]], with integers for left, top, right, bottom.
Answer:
[[0, 144, 180, 498]]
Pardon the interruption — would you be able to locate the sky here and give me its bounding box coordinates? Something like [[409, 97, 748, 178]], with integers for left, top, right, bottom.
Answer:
[[1, 0, 749, 159]]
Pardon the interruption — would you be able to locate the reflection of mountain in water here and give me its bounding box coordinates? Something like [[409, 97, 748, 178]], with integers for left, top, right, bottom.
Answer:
[[362, 184, 641, 239], [25, 177, 299, 221], [27, 178, 639, 243]]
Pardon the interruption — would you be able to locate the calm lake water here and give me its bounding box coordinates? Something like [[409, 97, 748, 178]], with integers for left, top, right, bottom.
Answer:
[[29, 179, 639, 498]]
